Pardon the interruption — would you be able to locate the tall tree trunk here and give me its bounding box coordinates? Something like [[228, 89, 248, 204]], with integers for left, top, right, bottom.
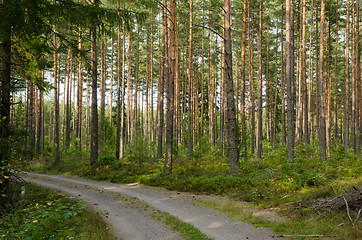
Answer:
[[273, 29, 279, 145], [157, 1, 166, 158], [200, 23, 205, 136], [344, 0, 350, 152], [265, 26, 270, 142], [164, 0, 176, 174], [281, 1, 286, 145], [90, 0, 99, 165], [326, 23, 332, 156], [224, 0, 239, 173], [301, 0, 308, 144], [248, 23, 255, 155], [37, 72, 44, 156], [256, 0, 263, 159], [65, 52, 72, 150], [100, 34, 106, 152], [208, 30, 214, 145], [307, 0, 314, 145], [318, 0, 326, 161], [28, 81, 35, 161], [0, 0, 11, 180], [150, 10, 154, 150], [53, 26, 60, 163], [77, 28, 83, 151], [85, 71, 90, 151], [356, 0, 361, 154], [240, 0, 247, 159], [187, 0, 194, 158], [134, 27, 140, 137], [127, 31, 132, 145], [116, 0, 122, 160], [110, 37, 114, 128], [120, 7, 126, 159], [334, 5, 339, 145], [145, 28, 150, 145], [286, 0, 295, 162]]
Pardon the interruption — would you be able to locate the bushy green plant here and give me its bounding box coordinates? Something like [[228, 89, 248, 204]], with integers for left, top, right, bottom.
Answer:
[[125, 137, 152, 165], [0, 185, 88, 239]]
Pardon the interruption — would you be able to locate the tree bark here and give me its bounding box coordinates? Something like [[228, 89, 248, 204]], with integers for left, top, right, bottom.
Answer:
[[187, 0, 194, 158], [53, 26, 60, 164], [307, 0, 314, 145], [318, 0, 327, 161], [240, 0, 247, 159], [77, 28, 83, 151], [301, 0, 308, 145], [344, 0, 350, 152], [256, 0, 263, 159], [286, 0, 295, 162], [90, 0, 99, 165], [224, 0, 239, 174], [157, 0, 167, 159], [164, 0, 176, 174]]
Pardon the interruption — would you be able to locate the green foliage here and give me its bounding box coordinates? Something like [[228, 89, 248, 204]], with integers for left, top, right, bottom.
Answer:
[[0, 183, 115, 239], [125, 137, 152, 165], [0, 184, 86, 239]]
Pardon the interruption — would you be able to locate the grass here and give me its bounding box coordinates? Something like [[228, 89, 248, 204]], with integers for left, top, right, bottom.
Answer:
[[150, 211, 212, 240], [21, 142, 362, 239], [0, 183, 116, 240], [113, 192, 212, 240]]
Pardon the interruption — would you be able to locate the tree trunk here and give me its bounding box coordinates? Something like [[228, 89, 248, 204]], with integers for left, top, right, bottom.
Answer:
[[256, 0, 263, 159], [77, 28, 83, 151], [248, 22, 255, 155], [134, 27, 140, 137], [334, 9, 339, 145], [208, 30, 214, 146], [356, 0, 361, 154], [265, 26, 270, 142], [240, 0, 247, 159], [53, 26, 60, 163], [307, 0, 314, 145], [86, 71, 90, 151], [37, 72, 44, 156], [65, 51, 72, 150], [150, 10, 155, 151], [120, 8, 126, 159], [286, 0, 295, 162], [187, 0, 194, 158], [318, 0, 327, 161], [344, 0, 350, 152], [100, 34, 106, 152], [157, 0, 167, 159], [127, 31, 132, 145], [90, 0, 99, 165], [28, 81, 35, 161], [301, 0, 308, 144], [224, 0, 239, 173], [281, 1, 286, 145], [164, 0, 176, 174], [110, 37, 114, 128]]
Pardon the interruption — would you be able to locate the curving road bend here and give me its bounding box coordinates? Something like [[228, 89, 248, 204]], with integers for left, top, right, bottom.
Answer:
[[23, 173, 274, 240]]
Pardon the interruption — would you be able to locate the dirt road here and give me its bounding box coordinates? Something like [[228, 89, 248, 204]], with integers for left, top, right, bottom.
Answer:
[[24, 173, 274, 240]]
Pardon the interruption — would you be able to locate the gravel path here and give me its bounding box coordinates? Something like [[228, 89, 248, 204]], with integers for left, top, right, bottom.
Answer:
[[24, 173, 274, 240]]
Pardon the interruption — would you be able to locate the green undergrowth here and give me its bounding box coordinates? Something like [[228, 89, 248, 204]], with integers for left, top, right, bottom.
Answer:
[[151, 211, 212, 240], [23, 143, 361, 238], [25, 143, 361, 205], [0, 183, 115, 240]]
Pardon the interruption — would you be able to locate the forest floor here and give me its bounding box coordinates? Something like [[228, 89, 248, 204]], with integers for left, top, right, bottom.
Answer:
[[23, 172, 276, 240]]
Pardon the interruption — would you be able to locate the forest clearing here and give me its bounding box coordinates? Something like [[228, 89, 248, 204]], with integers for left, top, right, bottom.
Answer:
[[1, 0, 361, 239]]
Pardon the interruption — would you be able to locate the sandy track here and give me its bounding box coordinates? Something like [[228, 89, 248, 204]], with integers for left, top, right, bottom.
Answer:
[[24, 173, 274, 240]]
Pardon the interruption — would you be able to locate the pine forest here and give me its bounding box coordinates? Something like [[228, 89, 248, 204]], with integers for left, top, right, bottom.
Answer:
[[1, 0, 361, 238]]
